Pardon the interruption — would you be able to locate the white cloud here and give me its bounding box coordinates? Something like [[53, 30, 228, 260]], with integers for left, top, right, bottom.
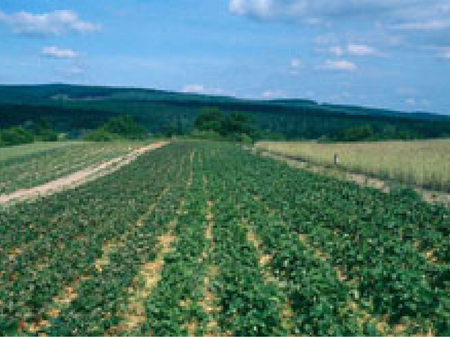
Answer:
[[319, 43, 383, 57], [41, 46, 79, 59], [439, 50, 450, 59], [182, 84, 231, 96], [228, 0, 450, 38], [347, 44, 381, 56], [330, 46, 344, 56], [290, 57, 302, 68], [427, 46, 450, 59], [320, 59, 357, 71], [393, 20, 450, 31], [229, 0, 275, 20], [65, 66, 85, 77], [0, 9, 101, 37], [397, 87, 417, 95], [182, 84, 205, 94], [405, 98, 416, 105], [262, 89, 286, 99]]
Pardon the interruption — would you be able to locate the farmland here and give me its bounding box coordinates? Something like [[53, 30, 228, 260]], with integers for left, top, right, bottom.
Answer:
[[1, 141, 450, 336], [0, 141, 147, 195], [257, 139, 450, 192]]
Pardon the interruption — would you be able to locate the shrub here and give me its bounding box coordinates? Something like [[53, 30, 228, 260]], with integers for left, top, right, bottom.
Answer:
[[0, 126, 34, 146]]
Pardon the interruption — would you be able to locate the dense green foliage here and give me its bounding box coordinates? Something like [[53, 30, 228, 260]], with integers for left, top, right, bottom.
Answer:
[[0, 142, 143, 194], [0, 126, 34, 146], [0, 120, 58, 147], [85, 115, 148, 141], [1, 84, 450, 141], [193, 108, 260, 142], [1, 141, 450, 335]]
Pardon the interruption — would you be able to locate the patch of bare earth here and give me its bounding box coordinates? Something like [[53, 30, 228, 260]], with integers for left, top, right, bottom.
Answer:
[[260, 150, 450, 207], [27, 186, 172, 333], [244, 224, 295, 334], [118, 229, 177, 333], [299, 232, 396, 334], [0, 141, 169, 205], [194, 198, 223, 336], [113, 150, 196, 334]]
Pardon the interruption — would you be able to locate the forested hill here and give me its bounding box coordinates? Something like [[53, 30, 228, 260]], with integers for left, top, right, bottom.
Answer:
[[1, 83, 450, 140]]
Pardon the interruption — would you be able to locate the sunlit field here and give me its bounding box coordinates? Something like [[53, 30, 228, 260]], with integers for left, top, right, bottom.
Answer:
[[257, 139, 450, 191], [0, 141, 78, 162]]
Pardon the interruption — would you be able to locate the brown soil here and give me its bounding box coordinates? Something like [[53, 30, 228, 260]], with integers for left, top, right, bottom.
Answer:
[[0, 142, 169, 205], [121, 230, 176, 331], [196, 196, 222, 336], [260, 150, 450, 207]]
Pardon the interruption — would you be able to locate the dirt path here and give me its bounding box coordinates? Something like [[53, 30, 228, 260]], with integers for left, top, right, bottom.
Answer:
[[258, 149, 450, 207], [0, 142, 169, 205]]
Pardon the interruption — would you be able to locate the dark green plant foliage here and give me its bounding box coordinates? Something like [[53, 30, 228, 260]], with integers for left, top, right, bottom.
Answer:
[[193, 108, 260, 142], [2, 84, 450, 141], [1, 141, 450, 335], [85, 115, 148, 141], [0, 126, 34, 146]]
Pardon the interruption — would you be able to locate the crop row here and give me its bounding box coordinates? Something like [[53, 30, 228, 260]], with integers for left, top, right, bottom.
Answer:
[[0, 141, 144, 195], [0, 142, 191, 335], [201, 146, 367, 336], [2, 141, 450, 336], [207, 143, 450, 335]]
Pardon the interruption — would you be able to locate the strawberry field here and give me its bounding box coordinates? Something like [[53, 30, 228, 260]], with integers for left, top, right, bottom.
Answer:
[[0, 142, 145, 195], [1, 141, 450, 336]]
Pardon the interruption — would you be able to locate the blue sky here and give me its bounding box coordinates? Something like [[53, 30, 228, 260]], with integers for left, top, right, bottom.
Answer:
[[1, 0, 449, 114]]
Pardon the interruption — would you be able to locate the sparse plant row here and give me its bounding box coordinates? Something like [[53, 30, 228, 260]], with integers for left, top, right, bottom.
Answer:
[[203, 171, 287, 336], [2, 140, 450, 336], [0, 141, 145, 195], [246, 145, 450, 260], [218, 144, 450, 335], [44, 164, 192, 336], [0, 144, 175, 268], [135, 155, 210, 336], [244, 173, 450, 334], [0, 143, 191, 335], [5, 152, 187, 335], [202, 146, 370, 336]]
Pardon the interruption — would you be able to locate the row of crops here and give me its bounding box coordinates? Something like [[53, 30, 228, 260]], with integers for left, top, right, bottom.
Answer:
[[0, 141, 145, 195], [1, 141, 450, 335]]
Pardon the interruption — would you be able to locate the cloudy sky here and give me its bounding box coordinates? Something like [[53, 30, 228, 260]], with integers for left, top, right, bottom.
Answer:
[[1, 0, 450, 114]]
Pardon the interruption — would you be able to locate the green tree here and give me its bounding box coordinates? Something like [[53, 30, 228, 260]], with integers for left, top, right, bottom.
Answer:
[[32, 119, 58, 141], [102, 115, 148, 139], [0, 126, 34, 146], [85, 115, 148, 141], [339, 124, 375, 141], [194, 108, 226, 134]]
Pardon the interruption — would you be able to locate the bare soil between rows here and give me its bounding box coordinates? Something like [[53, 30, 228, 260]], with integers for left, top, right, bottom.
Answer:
[[0, 142, 169, 205]]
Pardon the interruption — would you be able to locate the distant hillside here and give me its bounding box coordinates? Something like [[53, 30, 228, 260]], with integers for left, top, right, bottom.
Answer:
[[1, 83, 450, 140]]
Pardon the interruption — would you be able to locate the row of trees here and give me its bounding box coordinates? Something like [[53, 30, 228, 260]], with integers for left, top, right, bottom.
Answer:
[[0, 120, 57, 147], [85, 115, 149, 141], [191, 108, 261, 142], [1, 107, 433, 147], [333, 124, 420, 142]]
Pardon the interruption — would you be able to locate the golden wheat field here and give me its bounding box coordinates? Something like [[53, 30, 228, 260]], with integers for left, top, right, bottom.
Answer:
[[257, 139, 450, 191]]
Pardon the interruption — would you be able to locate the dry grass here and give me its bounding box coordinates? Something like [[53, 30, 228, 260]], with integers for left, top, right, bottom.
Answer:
[[257, 139, 450, 191]]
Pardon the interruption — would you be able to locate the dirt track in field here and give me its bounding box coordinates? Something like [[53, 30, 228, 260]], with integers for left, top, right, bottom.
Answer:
[[258, 149, 450, 208], [0, 142, 169, 205]]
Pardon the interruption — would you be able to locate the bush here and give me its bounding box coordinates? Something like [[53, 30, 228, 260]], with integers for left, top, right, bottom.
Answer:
[[85, 115, 149, 141], [0, 126, 34, 146], [32, 120, 58, 141], [102, 115, 148, 140], [192, 108, 261, 143], [191, 130, 223, 141], [85, 129, 120, 142]]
